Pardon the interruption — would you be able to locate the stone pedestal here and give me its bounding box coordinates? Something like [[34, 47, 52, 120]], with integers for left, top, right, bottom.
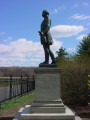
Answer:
[[20, 68, 75, 120]]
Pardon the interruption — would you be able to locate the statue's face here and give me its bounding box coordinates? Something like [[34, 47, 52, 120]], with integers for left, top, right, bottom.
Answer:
[[42, 10, 49, 17], [42, 12, 46, 17]]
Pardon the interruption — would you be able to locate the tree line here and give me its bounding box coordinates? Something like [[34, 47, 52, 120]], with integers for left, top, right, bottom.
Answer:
[[0, 67, 35, 77]]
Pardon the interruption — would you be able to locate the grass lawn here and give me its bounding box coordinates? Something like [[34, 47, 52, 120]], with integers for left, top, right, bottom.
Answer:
[[0, 92, 34, 120]]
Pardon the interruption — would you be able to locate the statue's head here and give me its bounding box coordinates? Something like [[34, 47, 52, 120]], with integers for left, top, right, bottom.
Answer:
[[42, 10, 49, 17]]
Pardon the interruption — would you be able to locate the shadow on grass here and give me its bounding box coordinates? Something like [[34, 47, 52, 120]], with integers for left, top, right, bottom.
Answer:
[[0, 117, 14, 120]]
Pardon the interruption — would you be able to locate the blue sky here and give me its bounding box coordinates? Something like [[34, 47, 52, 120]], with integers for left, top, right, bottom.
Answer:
[[0, 0, 90, 66]]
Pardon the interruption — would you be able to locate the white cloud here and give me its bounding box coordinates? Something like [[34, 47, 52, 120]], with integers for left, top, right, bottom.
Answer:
[[76, 34, 87, 40], [31, 62, 37, 65], [30, 59, 41, 62], [87, 23, 90, 26], [68, 48, 76, 52], [0, 32, 5, 35], [51, 9, 58, 14], [84, 28, 88, 31], [59, 5, 66, 11], [74, 3, 78, 7], [51, 5, 66, 14], [54, 9, 58, 13], [82, 2, 89, 7], [51, 25, 84, 38], [3, 37, 12, 42], [51, 39, 63, 56], [71, 14, 90, 20], [0, 38, 62, 66]]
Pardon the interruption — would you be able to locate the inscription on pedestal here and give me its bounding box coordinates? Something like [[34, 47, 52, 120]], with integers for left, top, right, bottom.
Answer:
[[35, 70, 61, 101]]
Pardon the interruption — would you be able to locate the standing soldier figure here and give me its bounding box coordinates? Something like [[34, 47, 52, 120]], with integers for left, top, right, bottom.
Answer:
[[39, 10, 56, 65]]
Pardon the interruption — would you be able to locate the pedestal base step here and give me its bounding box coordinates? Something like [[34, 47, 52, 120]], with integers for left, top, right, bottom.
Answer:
[[20, 105, 75, 120], [31, 102, 64, 107], [32, 99, 63, 105], [30, 100, 65, 113], [30, 106, 65, 113]]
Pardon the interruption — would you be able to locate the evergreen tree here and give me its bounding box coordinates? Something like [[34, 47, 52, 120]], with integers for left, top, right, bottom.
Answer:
[[56, 47, 68, 60], [77, 33, 90, 56]]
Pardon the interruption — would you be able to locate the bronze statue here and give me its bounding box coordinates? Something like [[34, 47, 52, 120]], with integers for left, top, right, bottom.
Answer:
[[39, 10, 56, 65]]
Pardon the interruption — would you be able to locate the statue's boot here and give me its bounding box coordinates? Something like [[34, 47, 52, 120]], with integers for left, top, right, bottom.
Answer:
[[40, 53, 49, 64], [51, 60, 56, 64], [40, 61, 48, 64]]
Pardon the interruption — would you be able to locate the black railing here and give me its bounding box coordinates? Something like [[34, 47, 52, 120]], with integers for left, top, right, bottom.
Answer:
[[0, 75, 35, 104]]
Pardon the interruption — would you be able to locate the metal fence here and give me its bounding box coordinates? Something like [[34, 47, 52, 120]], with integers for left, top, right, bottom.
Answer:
[[0, 75, 35, 104]]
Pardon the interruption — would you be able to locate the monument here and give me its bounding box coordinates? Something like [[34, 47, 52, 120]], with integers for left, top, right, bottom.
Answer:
[[14, 10, 82, 120], [38, 10, 56, 67]]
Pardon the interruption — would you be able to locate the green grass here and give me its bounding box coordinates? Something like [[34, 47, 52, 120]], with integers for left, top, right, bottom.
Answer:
[[0, 77, 21, 81], [0, 92, 35, 115]]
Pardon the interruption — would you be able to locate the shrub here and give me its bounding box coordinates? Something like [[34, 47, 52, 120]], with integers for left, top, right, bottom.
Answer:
[[57, 55, 90, 106]]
